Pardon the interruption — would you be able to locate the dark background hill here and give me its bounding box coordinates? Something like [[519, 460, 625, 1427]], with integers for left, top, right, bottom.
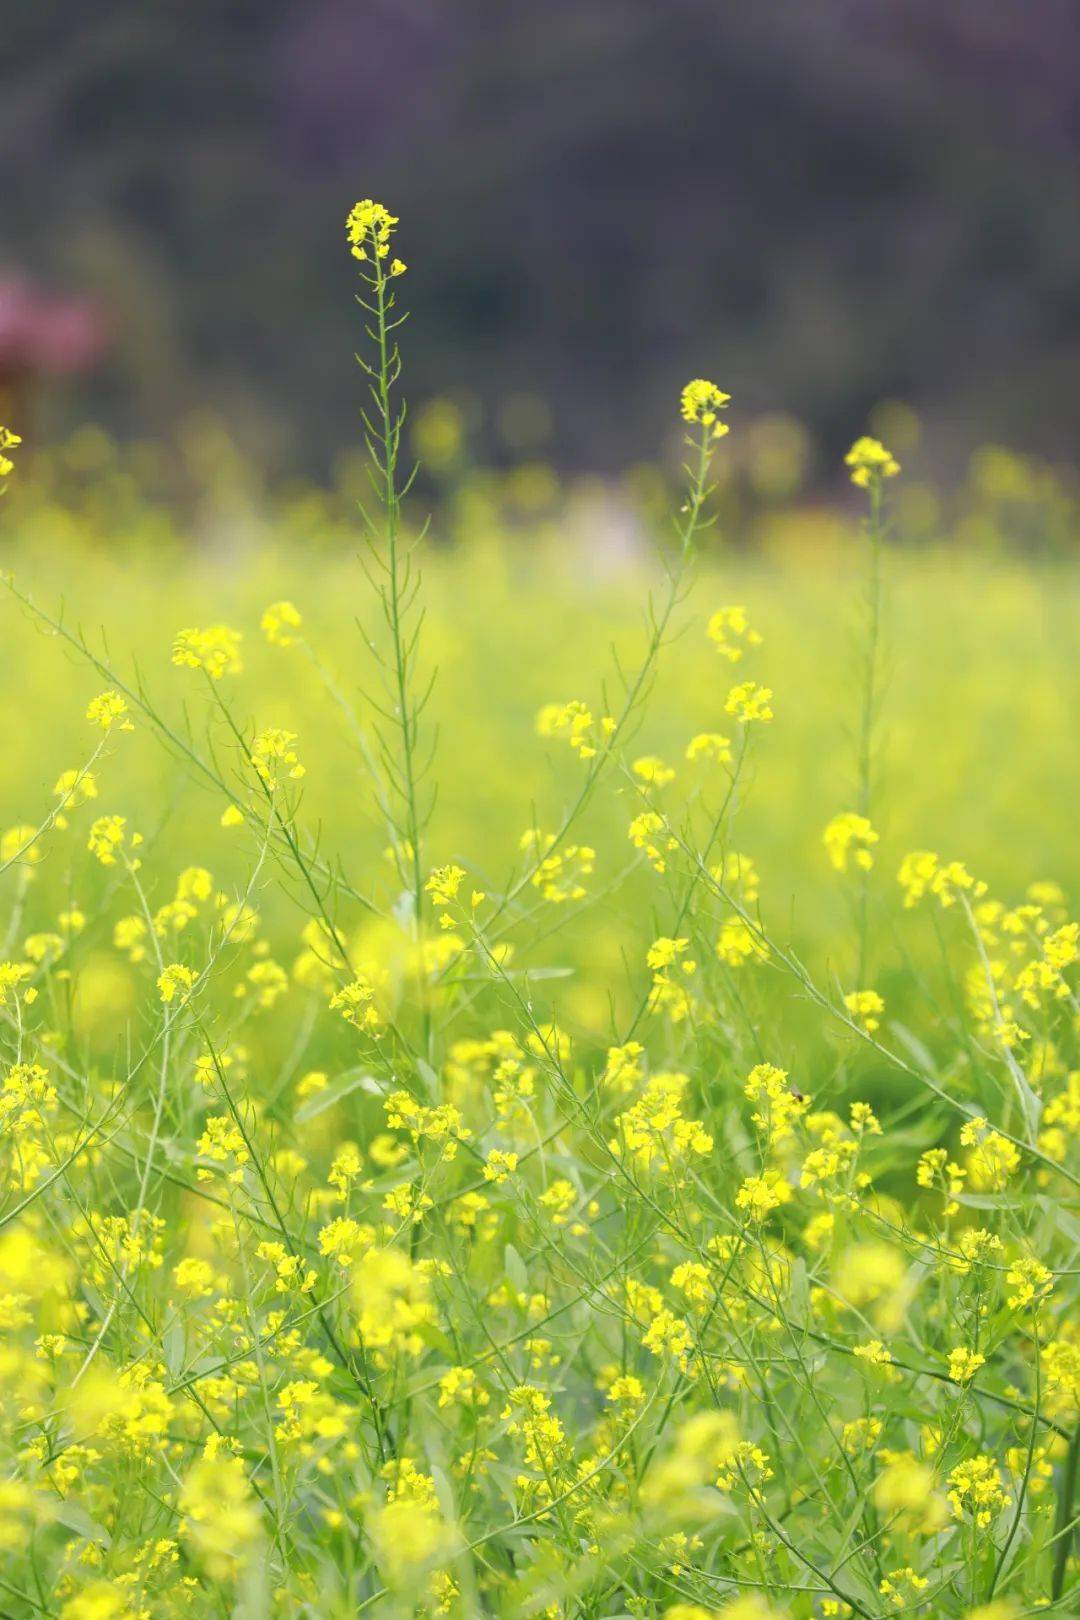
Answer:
[[3, 0, 1079, 480]]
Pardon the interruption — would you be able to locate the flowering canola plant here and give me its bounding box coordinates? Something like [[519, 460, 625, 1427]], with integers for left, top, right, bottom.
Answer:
[[0, 202, 1075, 1620]]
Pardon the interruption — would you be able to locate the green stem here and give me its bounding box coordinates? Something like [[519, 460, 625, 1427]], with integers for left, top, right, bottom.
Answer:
[[1053, 1424, 1080, 1601], [855, 476, 883, 987], [367, 235, 431, 1059]]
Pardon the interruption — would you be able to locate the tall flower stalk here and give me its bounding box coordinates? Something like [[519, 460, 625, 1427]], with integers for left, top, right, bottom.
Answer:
[[845, 433, 900, 985], [346, 201, 434, 1052]]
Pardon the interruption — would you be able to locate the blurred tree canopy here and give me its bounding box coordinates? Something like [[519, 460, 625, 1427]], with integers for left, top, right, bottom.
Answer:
[[3, 0, 1078, 478]]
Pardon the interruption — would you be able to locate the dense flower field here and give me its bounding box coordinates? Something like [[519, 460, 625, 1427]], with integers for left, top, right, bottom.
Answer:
[[0, 205, 1075, 1620]]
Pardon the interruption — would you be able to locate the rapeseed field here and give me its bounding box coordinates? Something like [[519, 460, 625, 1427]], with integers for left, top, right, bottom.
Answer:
[[0, 202, 1075, 1620]]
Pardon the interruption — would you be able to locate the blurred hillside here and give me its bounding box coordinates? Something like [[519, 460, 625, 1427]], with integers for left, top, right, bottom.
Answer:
[[3, 0, 1079, 480]]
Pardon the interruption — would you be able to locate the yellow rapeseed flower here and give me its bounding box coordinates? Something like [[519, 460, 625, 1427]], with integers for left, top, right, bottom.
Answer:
[[346, 199, 399, 262], [845, 435, 900, 488], [171, 624, 243, 679], [680, 378, 731, 437]]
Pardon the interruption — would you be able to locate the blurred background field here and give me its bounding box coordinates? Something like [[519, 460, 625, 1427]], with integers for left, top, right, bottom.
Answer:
[[1, 425, 1075, 1062]]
